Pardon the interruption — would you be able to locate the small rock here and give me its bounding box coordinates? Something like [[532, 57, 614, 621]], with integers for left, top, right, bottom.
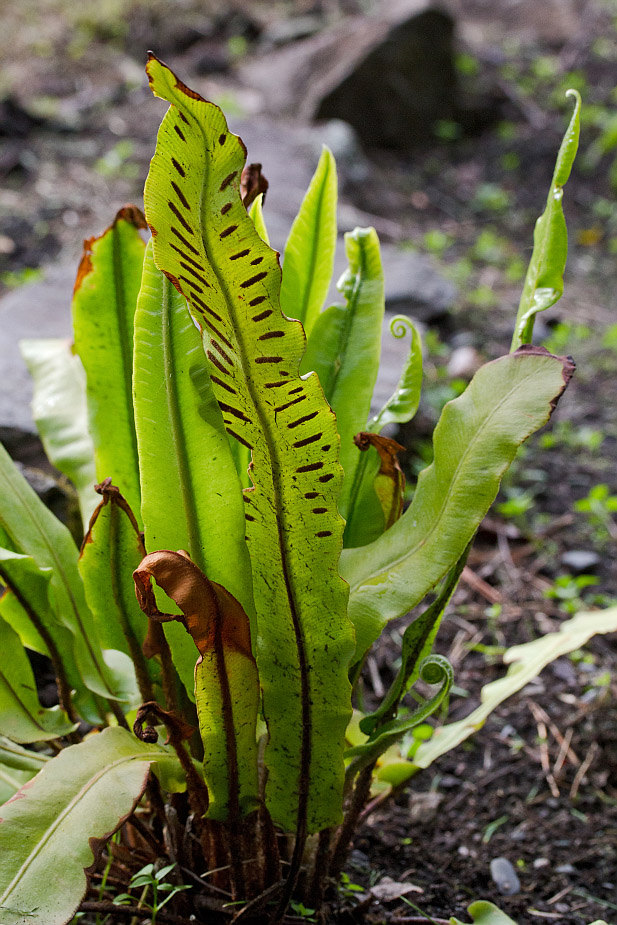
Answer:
[[556, 863, 575, 874], [551, 658, 577, 685], [261, 15, 324, 48], [349, 849, 371, 872], [533, 858, 550, 869], [561, 549, 601, 573], [447, 345, 482, 379], [409, 791, 443, 823], [490, 857, 521, 896]]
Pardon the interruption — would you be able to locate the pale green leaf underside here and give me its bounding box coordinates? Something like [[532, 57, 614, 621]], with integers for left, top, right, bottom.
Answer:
[[280, 146, 337, 336], [0, 615, 76, 743], [0, 727, 183, 925], [511, 90, 581, 350], [0, 549, 55, 656], [415, 606, 617, 771], [20, 338, 97, 529], [340, 349, 572, 661], [143, 56, 354, 833], [0, 443, 122, 708], [73, 210, 145, 521]]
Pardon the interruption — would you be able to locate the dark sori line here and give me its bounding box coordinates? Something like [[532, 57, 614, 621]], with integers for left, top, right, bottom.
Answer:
[[241, 272, 267, 289], [250, 297, 267, 308], [179, 262, 206, 283], [220, 170, 237, 190], [179, 276, 203, 294], [219, 133, 227, 144], [171, 226, 200, 255], [251, 257, 263, 265], [288, 387, 303, 395], [288, 412, 318, 429], [221, 203, 233, 215], [203, 319, 234, 352], [275, 396, 306, 413], [316, 531, 332, 538], [219, 402, 250, 423], [210, 375, 237, 395], [220, 225, 238, 239], [230, 249, 250, 261], [293, 433, 322, 448], [192, 297, 222, 321], [227, 428, 252, 450], [259, 331, 285, 341], [264, 380, 290, 389], [178, 111, 190, 125], [168, 202, 194, 235], [206, 350, 230, 376], [169, 243, 202, 269], [312, 508, 327, 514], [318, 474, 334, 483], [171, 157, 185, 176], [252, 308, 270, 321], [296, 462, 323, 473], [211, 339, 233, 365], [255, 356, 283, 365], [304, 492, 319, 499], [171, 181, 191, 210], [174, 124, 186, 142]]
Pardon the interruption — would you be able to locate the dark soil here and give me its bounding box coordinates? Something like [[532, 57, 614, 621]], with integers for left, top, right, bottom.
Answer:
[[2, 2, 617, 923]]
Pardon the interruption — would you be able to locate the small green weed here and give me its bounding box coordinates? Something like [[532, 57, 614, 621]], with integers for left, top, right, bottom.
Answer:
[[113, 863, 191, 923], [574, 484, 617, 542]]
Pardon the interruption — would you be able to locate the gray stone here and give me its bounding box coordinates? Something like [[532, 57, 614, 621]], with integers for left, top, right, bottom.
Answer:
[[561, 549, 601, 573], [239, 0, 458, 150], [328, 242, 456, 322], [0, 263, 74, 431], [490, 857, 521, 896]]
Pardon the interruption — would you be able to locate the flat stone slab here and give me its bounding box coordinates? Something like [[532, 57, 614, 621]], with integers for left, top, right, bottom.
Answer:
[[0, 263, 75, 431]]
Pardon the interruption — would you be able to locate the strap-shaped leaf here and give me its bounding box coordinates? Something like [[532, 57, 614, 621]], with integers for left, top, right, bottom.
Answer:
[[369, 315, 423, 431], [0, 443, 128, 708], [0, 614, 77, 743], [0, 736, 50, 772], [73, 205, 146, 520], [143, 56, 354, 833], [340, 347, 575, 661], [413, 606, 617, 772], [511, 90, 581, 350], [133, 242, 254, 695], [280, 146, 337, 335], [0, 550, 54, 655], [0, 727, 184, 925], [134, 550, 259, 822], [301, 227, 385, 522], [79, 481, 158, 702], [343, 316, 422, 549], [249, 192, 270, 245], [20, 338, 97, 528]]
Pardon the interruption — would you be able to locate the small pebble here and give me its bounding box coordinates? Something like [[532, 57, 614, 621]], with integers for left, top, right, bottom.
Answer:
[[556, 863, 575, 874], [561, 549, 600, 572], [490, 857, 521, 896], [533, 858, 550, 869]]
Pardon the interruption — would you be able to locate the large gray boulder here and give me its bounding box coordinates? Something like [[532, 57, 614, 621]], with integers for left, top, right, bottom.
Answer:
[[239, 0, 458, 150]]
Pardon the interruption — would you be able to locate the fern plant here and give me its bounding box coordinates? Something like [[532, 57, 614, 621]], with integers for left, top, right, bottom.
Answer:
[[0, 58, 593, 923]]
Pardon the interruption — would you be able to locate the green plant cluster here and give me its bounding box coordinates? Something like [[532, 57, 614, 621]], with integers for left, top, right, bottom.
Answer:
[[0, 59, 613, 925]]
